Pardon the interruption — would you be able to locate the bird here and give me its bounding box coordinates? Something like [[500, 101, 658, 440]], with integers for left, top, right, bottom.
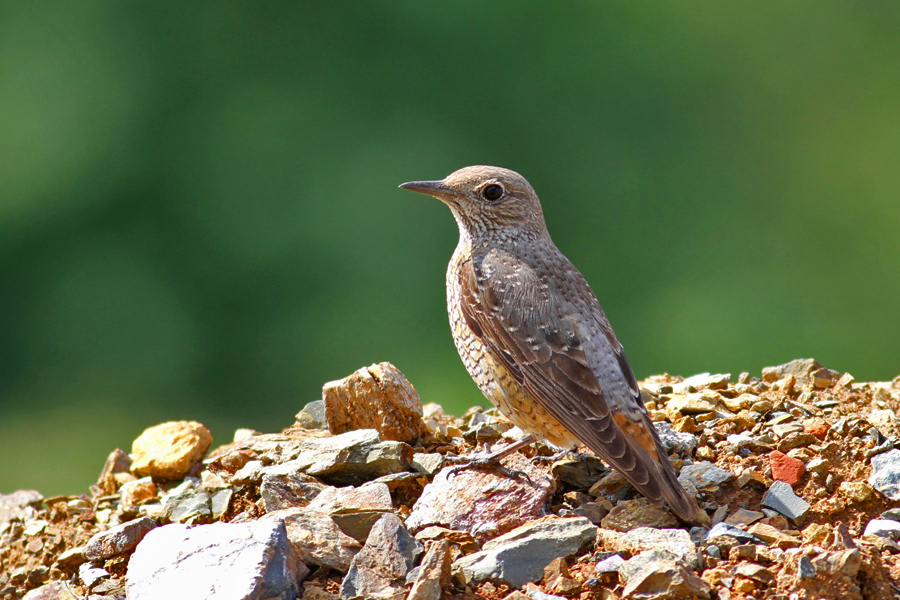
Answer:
[[399, 165, 700, 521]]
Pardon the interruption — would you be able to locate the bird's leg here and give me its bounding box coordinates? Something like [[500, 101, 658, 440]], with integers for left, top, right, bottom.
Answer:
[[443, 435, 536, 482]]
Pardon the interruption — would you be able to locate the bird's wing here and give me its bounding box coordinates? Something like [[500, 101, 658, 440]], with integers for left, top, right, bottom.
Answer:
[[459, 248, 696, 520]]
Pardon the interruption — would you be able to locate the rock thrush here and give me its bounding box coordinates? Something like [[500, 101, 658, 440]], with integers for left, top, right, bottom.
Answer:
[[400, 165, 699, 521]]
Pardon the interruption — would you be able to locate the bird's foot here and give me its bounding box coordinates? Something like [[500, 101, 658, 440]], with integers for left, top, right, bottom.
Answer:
[[442, 436, 536, 483]]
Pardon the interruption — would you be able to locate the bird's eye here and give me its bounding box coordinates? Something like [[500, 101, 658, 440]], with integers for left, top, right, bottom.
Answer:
[[482, 184, 504, 201]]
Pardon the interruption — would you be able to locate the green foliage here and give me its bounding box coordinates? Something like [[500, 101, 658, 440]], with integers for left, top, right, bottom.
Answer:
[[1, 3, 898, 494]]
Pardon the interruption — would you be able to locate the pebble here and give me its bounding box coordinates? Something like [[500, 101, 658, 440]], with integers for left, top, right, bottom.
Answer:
[[761, 358, 824, 386], [295, 400, 328, 429], [340, 513, 422, 600], [453, 517, 597, 588], [594, 553, 625, 574], [654, 422, 699, 455], [83, 517, 157, 561], [724, 508, 764, 527], [322, 362, 426, 444], [127, 519, 306, 600], [678, 461, 734, 491], [131, 421, 213, 481], [761, 481, 810, 522], [260, 471, 326, 511], [704, 522, 763, 546]]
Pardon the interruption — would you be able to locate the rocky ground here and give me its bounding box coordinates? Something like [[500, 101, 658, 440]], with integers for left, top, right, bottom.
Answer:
[[3, 359, 900, 600]]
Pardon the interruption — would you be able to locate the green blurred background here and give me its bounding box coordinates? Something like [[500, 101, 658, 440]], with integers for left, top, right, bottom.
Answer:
[[1, 3, 898, 496]]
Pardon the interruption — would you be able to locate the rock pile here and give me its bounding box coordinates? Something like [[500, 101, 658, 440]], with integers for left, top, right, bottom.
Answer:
[[3, 358, 900, 600]]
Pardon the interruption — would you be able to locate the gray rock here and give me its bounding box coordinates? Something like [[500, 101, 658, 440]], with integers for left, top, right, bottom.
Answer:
[[307, 483, 393, 542], [678, 462, 733, 491], [453, 517, 597, 588], [703, 522, 764, 545], [654, 422, 699, 455], [261, 471, 326, 511], [550, 454, 608, 489], [83, 517, 156, 561], [411, 453, 444, 476], [594, 553, 625, 574], [882, 508, 900, 521], [127, 519, 306, 600], [297, 400, 328, 429], [869, 448, 900, 500], [340, 513, 422, 600], [798, 555, 816, 579], [596, 527, 698, 569], [288, 429, 414, 486], [863, 519, 900, 540], [265, 508, 361, 573], [761, 481, 810, 521], [210, 488, 233, 520], [406, 539, 450, 600], [163, 486, 212, 523]]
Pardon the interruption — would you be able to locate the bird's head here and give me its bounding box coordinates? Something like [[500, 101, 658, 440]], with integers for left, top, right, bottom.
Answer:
[[400, 166, 548, 240]]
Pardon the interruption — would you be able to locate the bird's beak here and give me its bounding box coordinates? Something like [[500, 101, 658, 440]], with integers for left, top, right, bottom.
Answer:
[[398, 179, 460, 204]]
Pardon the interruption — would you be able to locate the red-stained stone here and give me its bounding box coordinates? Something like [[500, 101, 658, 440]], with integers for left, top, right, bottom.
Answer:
[[769, 450, 805, 486], [804, 424, 829, 440]]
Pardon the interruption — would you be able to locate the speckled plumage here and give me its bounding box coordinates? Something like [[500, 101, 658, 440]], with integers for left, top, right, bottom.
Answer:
[[400, 166, 697, 521]]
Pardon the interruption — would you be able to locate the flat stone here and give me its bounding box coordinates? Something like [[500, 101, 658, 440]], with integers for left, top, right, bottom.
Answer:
[[777, 432, 819, 452], [678, 462, 733, 491], [307, 483, 393, 542], [550, 455, 607, 489], [653, 422, 698, 455], [406, 539, 450, 600], [296, 400, 328, 429], [127, 519, 306, 600], [340, 513, 422, 600], [406, 451, 554, 543], [131, 421, 213, 481], [724, 509, 764, 527], [621, 560, 711, 600], [287, 429, 414, 487], [769, 451, 805, 486], [120, 477, 157, 508], [869, 448, 900, 500], [265, 508, 361, 573], [703, 522, 763, 546], [734, 562, 775, 586], [747, 522, 800, 548], [596, 527, 698, 568], [453, 517, 597, 588], [323, 362, 426, 444], [600, 499, 678, 532], [260, 471, 326, 511], [83, 517, 157, 561], [761, 481, 810, 522]]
